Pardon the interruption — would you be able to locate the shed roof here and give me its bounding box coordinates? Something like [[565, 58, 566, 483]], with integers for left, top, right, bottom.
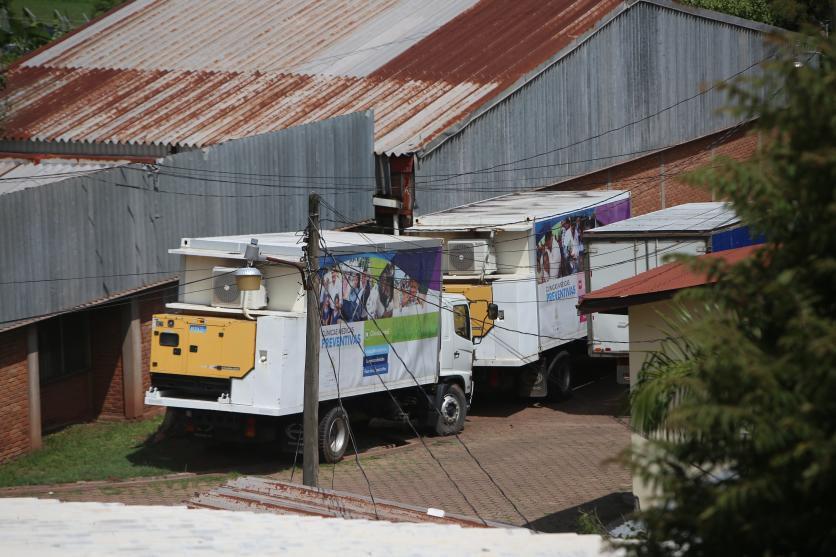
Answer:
[[0, 277, 177, 334], [578, 244, 759, 313], [0, 0, 627, 155], [0, 155, 143, 195]]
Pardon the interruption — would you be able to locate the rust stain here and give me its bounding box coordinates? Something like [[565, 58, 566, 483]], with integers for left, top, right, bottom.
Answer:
[[0, 0, 622, 153], [370, 0, 620, 85]]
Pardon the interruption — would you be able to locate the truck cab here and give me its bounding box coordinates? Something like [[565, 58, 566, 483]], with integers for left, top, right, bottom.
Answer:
[[440, 293, 474, 397]]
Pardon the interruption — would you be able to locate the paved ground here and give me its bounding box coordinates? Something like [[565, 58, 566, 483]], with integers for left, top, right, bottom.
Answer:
[[0, 374, 633, 532]]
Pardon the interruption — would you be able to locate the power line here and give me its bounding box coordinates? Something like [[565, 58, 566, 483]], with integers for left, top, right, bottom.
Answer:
[[312, 251, 379, 519], [318, 232, 530, 526], [416, 56, 772, 186]]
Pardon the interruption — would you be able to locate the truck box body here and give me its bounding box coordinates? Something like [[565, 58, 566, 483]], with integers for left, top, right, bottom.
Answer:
[[146, 231, 446, 417], [583, 202, 762, 358], [407, 191, 631, 369]]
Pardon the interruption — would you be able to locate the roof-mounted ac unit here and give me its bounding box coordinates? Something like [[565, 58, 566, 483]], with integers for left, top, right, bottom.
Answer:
[[445, 240, 497, 276], [212, 267, 267, 309]]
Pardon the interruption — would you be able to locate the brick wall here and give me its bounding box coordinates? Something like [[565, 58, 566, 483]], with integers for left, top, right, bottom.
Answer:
[[41, 373, 92, 429], [139, 296, 167, 417], [545, 127, 760, 216], [90, 306, 125, 419], [0, 328, 30, 463]]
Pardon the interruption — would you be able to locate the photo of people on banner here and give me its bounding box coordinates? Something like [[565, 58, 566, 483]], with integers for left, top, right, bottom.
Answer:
[[318, 249, 442, 326], [535, 214, 594, 284], [533, 199, 631, 338]]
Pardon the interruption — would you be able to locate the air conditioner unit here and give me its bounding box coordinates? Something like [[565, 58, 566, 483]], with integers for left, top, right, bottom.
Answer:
[[211, 267, 267, 309], [445, 240, 497, 275]]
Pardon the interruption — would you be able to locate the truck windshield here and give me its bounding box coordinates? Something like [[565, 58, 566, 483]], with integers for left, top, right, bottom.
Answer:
[[453, 305, 470, 340]]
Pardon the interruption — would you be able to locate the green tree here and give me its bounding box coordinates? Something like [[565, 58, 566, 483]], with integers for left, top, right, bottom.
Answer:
[[679, 0, 833, 30], [627, 30, 836, 556]]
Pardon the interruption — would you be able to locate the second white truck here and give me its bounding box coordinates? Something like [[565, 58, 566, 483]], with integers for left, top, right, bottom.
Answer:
[[407, 190, 631, 399]]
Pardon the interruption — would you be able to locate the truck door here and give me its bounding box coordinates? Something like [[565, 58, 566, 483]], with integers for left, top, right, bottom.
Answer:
[[448, 302, 474, 376]]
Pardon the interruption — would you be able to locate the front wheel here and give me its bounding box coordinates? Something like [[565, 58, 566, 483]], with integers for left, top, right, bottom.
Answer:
[[318, 405, 349, 463], [433, 383, 467, 436]]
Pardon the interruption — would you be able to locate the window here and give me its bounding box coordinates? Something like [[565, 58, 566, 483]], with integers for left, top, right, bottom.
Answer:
[[453, 304, 470, 340], [38, 313, 91, 383]]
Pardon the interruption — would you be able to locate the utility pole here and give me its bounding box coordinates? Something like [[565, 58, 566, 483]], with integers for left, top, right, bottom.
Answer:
[[302, 193, 321, 487]]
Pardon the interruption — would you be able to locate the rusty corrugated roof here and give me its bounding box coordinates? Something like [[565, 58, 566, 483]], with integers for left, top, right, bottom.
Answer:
[[578, 244, 761, 313], [2, 0, 621, 155], [190, 476, 512, 528]]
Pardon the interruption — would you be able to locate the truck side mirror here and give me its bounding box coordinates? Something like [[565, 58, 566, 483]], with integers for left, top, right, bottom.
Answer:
[[487, 303, 499, 320]]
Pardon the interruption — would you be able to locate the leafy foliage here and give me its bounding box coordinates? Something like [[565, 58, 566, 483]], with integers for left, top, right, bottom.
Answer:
[[626, 30, 836, 556], [678, 0, 833, 30]]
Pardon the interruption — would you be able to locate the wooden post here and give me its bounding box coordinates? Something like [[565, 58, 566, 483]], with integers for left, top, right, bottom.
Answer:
[[303, 193, 321, 487]]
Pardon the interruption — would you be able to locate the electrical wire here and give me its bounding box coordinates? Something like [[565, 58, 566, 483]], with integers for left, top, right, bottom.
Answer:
[[307, 226, 379, 519], [316, 232, 493, 526], [318, 230, 528, 527]]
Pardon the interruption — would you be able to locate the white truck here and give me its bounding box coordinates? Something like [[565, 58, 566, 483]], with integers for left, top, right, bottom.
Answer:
[[145, 231, 475, 462], [583, 202, 761, 382], [406, 190, 631, 399]]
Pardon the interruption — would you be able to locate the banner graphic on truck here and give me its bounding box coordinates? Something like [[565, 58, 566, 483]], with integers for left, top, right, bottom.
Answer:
[[317, 248, 442, 386], [534, 198, 630, 342]]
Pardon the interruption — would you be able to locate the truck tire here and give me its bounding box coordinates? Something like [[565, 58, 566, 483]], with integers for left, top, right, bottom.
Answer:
[[433, 383, 467, 436], [318, 406, 349, 463], [546, 352, 573, 402]]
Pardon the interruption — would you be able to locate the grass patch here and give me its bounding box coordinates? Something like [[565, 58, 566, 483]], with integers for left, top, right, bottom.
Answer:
[[0, 417, 166, 487], [577, 509, 609, 537], [0, 416, 295, 488]]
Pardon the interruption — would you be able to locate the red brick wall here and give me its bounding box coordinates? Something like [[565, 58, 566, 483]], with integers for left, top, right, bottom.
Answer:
[[41, 372, 92, 429], [545, 128, 760, 216], [0, 329, 30, 463], [139, 296, 167, 416], [90, 306, 125, 419]]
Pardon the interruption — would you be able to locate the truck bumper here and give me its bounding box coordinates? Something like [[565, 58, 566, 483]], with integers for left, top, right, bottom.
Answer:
[[145, 389, 285, 417]]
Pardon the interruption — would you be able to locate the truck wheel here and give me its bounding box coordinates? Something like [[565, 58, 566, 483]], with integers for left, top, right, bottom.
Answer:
[[546, 353, 573, 402], [318, 406, 349, 463], [434, 383, 467, 436]]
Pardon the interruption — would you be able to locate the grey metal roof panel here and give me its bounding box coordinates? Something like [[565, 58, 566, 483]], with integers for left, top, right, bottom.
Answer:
[[410, 190, 629, 231], [585, 202, 740, 236], [0, 157, 126, 195]]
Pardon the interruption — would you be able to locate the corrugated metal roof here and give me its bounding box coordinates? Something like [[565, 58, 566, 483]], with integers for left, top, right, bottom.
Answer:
[[0, 277, 177, 334], [410, 190, 628, 231], [0, 156, 133, 194], [578, 244, 759, 313], [2, 0, 621, 155], [585, 203, 740, 236]]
